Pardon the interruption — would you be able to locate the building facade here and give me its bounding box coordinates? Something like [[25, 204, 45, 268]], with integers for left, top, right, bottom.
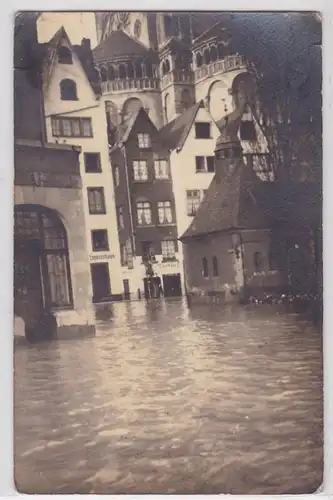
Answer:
[[110, 108, 182, 299], [14, 14, 96, 341], [180, 104, 282, 303], [41, 27, 124, 303]]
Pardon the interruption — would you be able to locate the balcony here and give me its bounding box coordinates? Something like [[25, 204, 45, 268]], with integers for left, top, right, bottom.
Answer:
[[194, 55, 248, 83], [101, 77, 160, 94], [160, 69, 194, 90], [14, 140, 82, 189]]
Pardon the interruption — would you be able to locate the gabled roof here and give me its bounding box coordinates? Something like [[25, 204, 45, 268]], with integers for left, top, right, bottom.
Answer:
[[41, 26, 100, 95], [180, 160, 269, 240], [93, 30, 149, 62], [159, 101, 203, 151], [111, 107, 159, 149]]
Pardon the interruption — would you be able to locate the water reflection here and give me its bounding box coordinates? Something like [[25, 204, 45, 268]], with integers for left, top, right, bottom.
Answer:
[[14, 299, 323, 495]]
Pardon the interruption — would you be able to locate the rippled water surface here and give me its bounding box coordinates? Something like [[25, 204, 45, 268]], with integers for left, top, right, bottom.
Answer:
[[14, 299, 323, 494]]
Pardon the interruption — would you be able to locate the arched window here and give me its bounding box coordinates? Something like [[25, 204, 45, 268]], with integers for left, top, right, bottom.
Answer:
[[146, 63, 153, 78], [202, 257, 209, 278], [165, 59, 171, 73], [204, 49, 211, 65], [162, 61, 167, 76], [126, 62, 134, 78], [60, 79, 77, 101], [196, 52, 203, 68], [57, 46, 72, 64], [218, 44, 225, 59], [135, 62, 143, 78], [14, 205, 73, 310], [254, 251, 264, 272], [210, 46, 218, 62], [107, 64, 115, 80], [212, 256, 219, 277], [118, 64, 126, 79], [164, 93, 170, 123], [100, 66, 108, 82]]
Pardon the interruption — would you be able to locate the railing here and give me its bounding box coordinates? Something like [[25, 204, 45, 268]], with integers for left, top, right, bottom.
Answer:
[[194, 55, 248, 82], [101, 77, 160, 94], [160, 69, 194, 89]]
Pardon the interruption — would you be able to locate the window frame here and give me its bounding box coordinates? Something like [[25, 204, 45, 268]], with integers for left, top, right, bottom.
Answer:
[[60, 79, 78, 101], [133, 160, 148, 182], [117, 206, 125, 229], [195, 155, 215, 173], [195, 122, 211, 139], [84, 153, 101, 173], [154, 159, 169, 180], [57, 46, 73, 65], [91, 229, 109, 252], [161, 239, 176, 261], [202, 257, 209, 278], [51, 117, 93, 138], [87, 187, 106, 215], [136, 201, 152, 226], [137, 133, 151, 149], [212, 256, 219, 277], [14, 206, 73, 309], [157, 200, 173, 225], [186, 189, 201, 216], [114, 166, 120, 187]]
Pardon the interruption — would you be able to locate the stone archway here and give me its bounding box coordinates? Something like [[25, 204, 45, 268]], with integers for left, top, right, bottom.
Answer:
[[14, 204, 73, 341]]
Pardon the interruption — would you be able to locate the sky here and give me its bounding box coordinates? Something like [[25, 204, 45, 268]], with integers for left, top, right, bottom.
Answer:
[[37, 12, 98, 47]]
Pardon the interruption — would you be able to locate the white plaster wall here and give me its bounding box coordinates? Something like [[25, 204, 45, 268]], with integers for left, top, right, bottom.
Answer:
[[43, 42, 123, 295]]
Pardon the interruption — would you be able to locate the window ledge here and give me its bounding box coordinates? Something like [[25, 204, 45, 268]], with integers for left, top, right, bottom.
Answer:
[[92, 248, 110, 253], [157, 223, 176, 227], [162, 258, 178, 263]]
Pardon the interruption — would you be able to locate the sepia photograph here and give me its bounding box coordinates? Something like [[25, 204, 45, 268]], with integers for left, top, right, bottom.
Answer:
[[13, 10, 322, 494]]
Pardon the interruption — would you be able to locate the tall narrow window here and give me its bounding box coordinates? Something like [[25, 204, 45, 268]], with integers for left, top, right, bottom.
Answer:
[[157, 201, 173, 224], [87, 187, 106, 214], [195, 156, 205, 172], [114, 166, 120, 187], [154, 159, 169, 179], [117, 206, 124, 229], [137, 201, 152, 225], [161, 240, 176, 260], [202, 257, 209, 278], [186, 190, 201, 216], [212, 256, 219, 277], [91, 229, 109, 252], [60, 79, 78, 101], [84, 153, 101, 173], [57, 46, 73, 64], [137, 133, 151, 148], [120, 244, 128, 266], [133, 160, 148, 181], [254, 251, 264, 272]]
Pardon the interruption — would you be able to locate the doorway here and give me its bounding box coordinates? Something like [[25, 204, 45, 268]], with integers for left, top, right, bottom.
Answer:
[[162, 273, 182, 297], [90, 263, 111, 303], [123, 279, 130, 300]]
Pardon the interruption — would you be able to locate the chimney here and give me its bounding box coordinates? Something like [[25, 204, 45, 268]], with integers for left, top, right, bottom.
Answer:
[[81, 38, 91, 51]]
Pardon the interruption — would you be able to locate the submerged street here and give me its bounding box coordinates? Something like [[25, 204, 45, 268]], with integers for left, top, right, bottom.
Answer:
[[14, 299, 323, 495]]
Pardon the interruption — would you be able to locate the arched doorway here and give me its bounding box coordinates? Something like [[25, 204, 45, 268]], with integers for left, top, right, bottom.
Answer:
[[14, 205, 73, 339]]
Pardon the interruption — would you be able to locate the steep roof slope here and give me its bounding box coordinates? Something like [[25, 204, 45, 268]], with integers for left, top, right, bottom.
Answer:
[[159, 101, 203, 151], [93, 30, 148, 62]]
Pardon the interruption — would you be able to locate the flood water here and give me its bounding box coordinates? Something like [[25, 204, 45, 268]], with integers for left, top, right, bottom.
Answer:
[[14, 299, 323, 494]]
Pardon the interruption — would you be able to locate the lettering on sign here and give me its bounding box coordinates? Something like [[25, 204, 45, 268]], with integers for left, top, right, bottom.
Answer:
[[89, 253, 115, 262]]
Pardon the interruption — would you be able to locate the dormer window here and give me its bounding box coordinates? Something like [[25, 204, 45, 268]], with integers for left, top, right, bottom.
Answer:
[[195, 122, 211, 139], [57, 46, 72, 65], [137, 133, 151, 149], [60, 79, 78, 101]]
